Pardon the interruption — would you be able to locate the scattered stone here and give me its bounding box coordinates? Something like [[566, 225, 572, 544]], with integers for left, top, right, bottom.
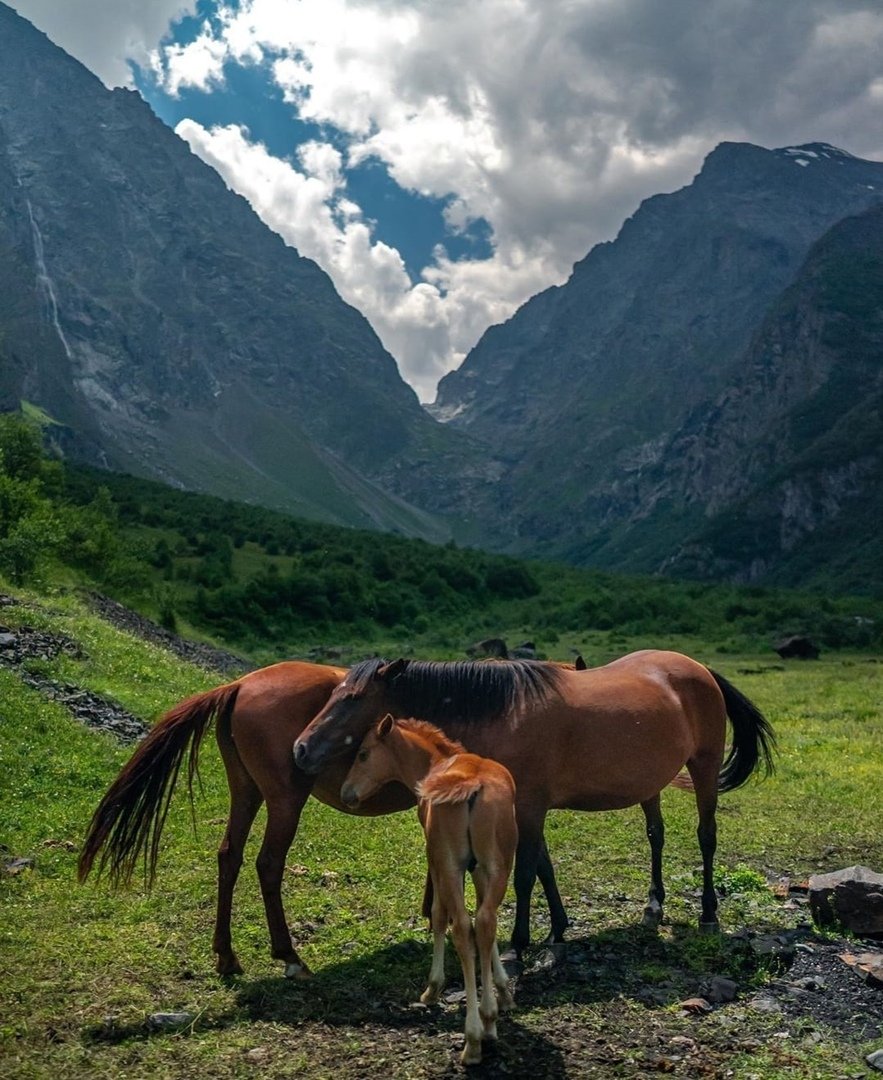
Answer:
[[748, 994, 782, 1013], [809, 865, 883, 935], [245, 1047, 269, 1063], [147, 1011, 194, 1031], [0, 631, 17, 647], [443, 989, 467, 1005], [529, 943, 567, 973], [680, 997, 712, 1014], [86, 592, 249, 676], [839, 950, 883, 988], [701, 975, 738, 1003], [787, 975, 826, 992], [867, 1048, 883, 1071], [3, 856, 35, 875], [465, 637, 509, 659], [774, 635, 820, 660]]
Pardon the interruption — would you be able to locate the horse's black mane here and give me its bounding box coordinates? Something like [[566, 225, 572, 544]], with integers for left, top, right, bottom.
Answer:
[[347, 657, 565, 726]]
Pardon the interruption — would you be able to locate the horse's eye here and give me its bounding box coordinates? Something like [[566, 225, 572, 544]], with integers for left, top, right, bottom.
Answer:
[[357, 749, 369, 762]]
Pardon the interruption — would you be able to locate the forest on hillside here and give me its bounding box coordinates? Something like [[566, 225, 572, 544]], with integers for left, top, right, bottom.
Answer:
[[1, 414, 880, 659]]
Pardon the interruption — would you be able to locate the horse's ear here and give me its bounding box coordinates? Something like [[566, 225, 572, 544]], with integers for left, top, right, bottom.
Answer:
[[376, 658, 409, 681], [377, 714, 395, 739], [575, 654, 587, 671]]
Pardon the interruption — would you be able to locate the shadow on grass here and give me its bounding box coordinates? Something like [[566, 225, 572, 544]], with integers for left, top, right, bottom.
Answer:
[[84, 939, 570, 1077], [232, 939, 569, 1077]]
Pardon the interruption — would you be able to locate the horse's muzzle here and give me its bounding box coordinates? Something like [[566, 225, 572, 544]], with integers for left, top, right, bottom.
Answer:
[[293, 739, 320, 774], [340, 784, 360, 809]]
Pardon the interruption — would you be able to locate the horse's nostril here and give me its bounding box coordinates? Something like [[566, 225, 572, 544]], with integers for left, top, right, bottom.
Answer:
[[294, 742, 307, 766]]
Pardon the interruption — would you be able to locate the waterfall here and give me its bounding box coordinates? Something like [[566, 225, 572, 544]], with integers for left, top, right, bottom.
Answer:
[[26, 199, 73, 360]]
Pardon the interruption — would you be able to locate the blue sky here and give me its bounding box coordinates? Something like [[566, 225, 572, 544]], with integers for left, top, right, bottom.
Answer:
[[11, 0, 883, 399]]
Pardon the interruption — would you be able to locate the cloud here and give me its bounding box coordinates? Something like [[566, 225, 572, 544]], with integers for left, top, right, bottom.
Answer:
[[13, 1, 883, 398], [10, 1, 196, 87]]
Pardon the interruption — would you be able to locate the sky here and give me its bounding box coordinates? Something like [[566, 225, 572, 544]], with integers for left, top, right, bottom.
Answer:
[[10, 1, 883, 401]]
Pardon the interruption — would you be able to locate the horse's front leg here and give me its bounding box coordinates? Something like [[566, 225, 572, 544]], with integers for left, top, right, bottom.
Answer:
[[502, 810, 545, 966]]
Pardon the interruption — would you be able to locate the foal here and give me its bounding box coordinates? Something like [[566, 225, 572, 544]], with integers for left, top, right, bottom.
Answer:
[[341, 715, 517, 1066]]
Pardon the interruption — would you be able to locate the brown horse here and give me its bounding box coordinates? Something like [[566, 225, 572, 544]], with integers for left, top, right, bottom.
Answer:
[[77, 659, 567, 977], [342, 715, 517, 1065], [294, 650, 775, 959]]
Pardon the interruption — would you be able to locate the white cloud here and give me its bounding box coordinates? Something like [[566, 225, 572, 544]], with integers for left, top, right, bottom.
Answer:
[[11, 1, 196, 87], [12, 1, 883, 398]]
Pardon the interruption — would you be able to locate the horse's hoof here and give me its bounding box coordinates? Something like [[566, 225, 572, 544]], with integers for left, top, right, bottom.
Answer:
[[460, 1044, 482, 1066], [698, 920, 720, 935], [216, 956, 244, 976], [420, 986, 441, 1005], [641, 908, 663, 930], [284, 961, 312, 979]]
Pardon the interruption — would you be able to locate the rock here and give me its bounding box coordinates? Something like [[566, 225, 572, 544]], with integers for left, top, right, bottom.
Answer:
[[748, 994, 782, 1013], [867, 1048, 883, 1072], [701, 975, 738, 1003], [0, 632, 17, 647], [680, 997, 712, 1014], [774, 635, 820, 660], [839, 950, 883, 988], [465, 637, 509, 659], [147, 1011, 194, 1030], [809, 865, 883, 935], [3, 856, 34, 874], [509, 641, 537, 659]]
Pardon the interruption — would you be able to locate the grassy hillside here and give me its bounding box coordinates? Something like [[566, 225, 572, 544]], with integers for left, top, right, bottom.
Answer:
[[0, 588, 881, 1078], [1, 413, 880, 667]]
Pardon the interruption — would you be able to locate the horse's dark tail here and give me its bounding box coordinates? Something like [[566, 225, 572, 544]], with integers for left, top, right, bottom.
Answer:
[[709, 669, 776, 792], [77, 681, 241, 889]]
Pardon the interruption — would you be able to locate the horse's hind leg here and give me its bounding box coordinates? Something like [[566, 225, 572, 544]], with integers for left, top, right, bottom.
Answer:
[[214, 730, 263, 975], [689, 757, 720, 932], [640, 794, 666, 929]]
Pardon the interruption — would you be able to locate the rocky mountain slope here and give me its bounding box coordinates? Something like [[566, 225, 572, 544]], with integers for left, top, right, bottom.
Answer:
[[425, 142, 883, 572], [0, 2, 457, 538], [646, 203, 883, 592]]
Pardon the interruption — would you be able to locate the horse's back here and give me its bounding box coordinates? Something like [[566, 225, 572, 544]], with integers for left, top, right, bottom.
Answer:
[[521, 651, 725, 811]]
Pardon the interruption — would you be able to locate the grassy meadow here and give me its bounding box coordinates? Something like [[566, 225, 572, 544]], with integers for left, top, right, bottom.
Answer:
[[1, 587, 881, 1078]]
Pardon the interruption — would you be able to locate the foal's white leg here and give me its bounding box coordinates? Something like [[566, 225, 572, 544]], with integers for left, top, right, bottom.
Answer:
[[474, 905, 501, 1040], [450, 912, 482, 1065], [491, 942, 515, 1011], [420, 924, 447, 1004]]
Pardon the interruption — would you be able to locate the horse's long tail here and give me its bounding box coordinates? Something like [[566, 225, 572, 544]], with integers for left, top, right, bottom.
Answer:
[[710, 669, 776, 791], [77, 681, 241, 888]]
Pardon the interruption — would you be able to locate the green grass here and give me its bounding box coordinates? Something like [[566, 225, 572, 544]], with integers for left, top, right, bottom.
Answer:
[[1, 587, 881, 1077]]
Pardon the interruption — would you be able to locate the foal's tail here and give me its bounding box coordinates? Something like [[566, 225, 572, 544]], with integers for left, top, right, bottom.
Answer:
[[77, 681, 241, 888], [710, 669, 776, 791]]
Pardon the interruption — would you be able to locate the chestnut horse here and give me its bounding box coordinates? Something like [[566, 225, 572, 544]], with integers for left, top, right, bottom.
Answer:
[[77, 660, 567, 977], [342, 716, 517, 1065], [294, 650, 775, 959]]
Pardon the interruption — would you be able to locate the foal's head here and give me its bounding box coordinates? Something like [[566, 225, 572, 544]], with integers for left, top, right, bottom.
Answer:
[[340, 715, 465, 807]]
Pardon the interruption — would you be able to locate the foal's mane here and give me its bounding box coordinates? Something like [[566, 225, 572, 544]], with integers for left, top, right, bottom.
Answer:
[[396, 717, 466, 758], [348, 657, 565, 725]]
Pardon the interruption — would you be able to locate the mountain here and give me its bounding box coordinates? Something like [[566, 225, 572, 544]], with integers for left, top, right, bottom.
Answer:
[[425, 141, 883, 568], [644, 203, 883, 593], [0, 2, 457, 539]]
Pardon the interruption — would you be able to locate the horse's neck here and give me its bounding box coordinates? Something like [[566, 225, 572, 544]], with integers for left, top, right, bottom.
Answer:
[[392, 731, 443, 793]]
